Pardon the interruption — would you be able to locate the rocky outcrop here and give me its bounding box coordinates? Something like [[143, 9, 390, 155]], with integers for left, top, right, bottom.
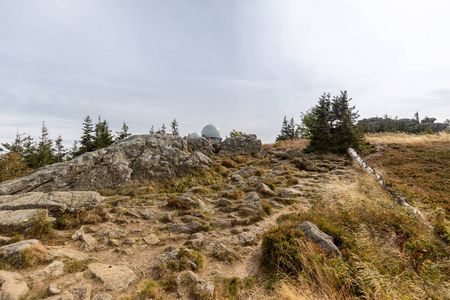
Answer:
[[297, 221, 342, 257], [218, 134, 262, 156], [0, 271, 29, 300], [0, 209, 46, 233], [0, 191, 102, 214], [87, 263, 136, 292], [0, 134, 211, 195]]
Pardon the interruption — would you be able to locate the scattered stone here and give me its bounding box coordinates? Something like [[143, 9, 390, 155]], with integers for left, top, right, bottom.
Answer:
[[218, 134, 262, 156], [108, 239, 120, 247], [244, 192, 261, 202], [297, 221, 342, 257], [143, 234, 160, 245], [217, 199, 233, 207], [169, 221, 206, 234], [46, 291, 74, 300], [0, 209, 47, 233], [210, 219, 233, 228], [79, 233, 97, 251], [0, 239, 42, 264], [237, 232, 255, 245], [140, 208, 156, 220], [48, 284, 61, 295], [161, 248, 180, 261], [275, 188, 302, 198], [194, 281, 215, 299], [269, 201, 285, 209], [233, 166, 258, 178], [92, 293, 113, 300], [256, 183, 274, 196], [0, 236, 11, 245], [230, 174, 244, 182], [68, 283, 92, 300], [29, 261, 65, 284], [230, 228, 241, 235], [124, 210, 140, 218], [97, 227, 128, 239], [88, 263, 136, 292], [0, 270, 29, 300]]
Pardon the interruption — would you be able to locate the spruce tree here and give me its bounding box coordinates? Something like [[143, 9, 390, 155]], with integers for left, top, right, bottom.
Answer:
[[303, 91, 364, 153], [170, 119, 179, 136], [117, 121, 132, 140], [276, 116, 290, 141], [54, 135, 66, 163], [37, 121, 54, 167], [93, 116, 114, 150], [80, 115, 94, 153]]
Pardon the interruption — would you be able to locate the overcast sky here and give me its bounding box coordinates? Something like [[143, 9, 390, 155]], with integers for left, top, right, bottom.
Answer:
[[1, 0, 449, 147]]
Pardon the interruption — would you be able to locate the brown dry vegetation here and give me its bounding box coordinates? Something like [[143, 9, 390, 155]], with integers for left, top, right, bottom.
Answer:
[[365, 131, 450, 144]]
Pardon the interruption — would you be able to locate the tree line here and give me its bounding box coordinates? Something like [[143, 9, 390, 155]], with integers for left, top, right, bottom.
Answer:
[[0, 116, 180, 181]]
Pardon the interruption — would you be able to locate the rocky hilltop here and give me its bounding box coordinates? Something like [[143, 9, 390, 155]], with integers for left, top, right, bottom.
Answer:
[[0, 134, 261, 195], [0, 133, 352, 299]]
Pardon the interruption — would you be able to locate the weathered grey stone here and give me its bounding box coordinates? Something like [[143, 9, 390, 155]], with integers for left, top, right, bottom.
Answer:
[[68, 283, 92, 300], [244, 192, 261, 202], [46, 291, 74, 300], [0, 134, 211, 195], [0, 236, 11, 245], [92, 293, 113, 300], [88, 263, 136, 292], [237, 232, 255, 244], [210, 219, 233, 228], [0, 192, 102, 216], [0, 239, 41, 263], [194, 281, 215, 299], [29, 261, 65, 284], [169, 221, 206, 234], [0, 271, 29, 300], [143, 234, 160, 245], [256, 183, 274, 196], [186, 137, 215, 155], [233, 166, 258, 178], [48, 284, 61, 295], [218, 134, 261, 156], [140, 208, 156, 220], [97, 227, 128, 239], [297, 221, 342, 257], [46, 247, 94, 262], [0, 209, 47, 233], [275, 188, 302, 198], [217, 199, 233, 207]]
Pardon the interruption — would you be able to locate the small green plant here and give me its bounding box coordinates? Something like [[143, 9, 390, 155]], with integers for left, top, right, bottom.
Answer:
[[138, 280, 160, 299]]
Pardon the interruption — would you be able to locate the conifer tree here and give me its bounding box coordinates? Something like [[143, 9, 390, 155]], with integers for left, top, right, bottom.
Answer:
[[79, 115, 94, 153], [116, 121, 132, 140], [302, 91, 364, 153], [276, 116, 290, 141], [170, 119, 179, 136], [54, 135, 66, 163], [37, 121, 54, 167], [93, 116, 114, 150]]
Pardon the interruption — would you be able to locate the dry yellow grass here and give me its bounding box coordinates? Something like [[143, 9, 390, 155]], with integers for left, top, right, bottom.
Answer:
[[365, 131, 450, 144], [264, 139, 310, 149]]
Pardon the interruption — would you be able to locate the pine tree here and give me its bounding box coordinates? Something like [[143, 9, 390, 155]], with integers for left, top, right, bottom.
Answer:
[[116, 121, 132, 140], [79, 115, 94, 154], [70, 140, 79, 159], [93, 116, 114, 150], [170, 119, 179, 136], [54, 135, 66, 163], [157, 124, 166, 135], [276, 116, 290, 141], [302, 91, 364, 153], [37, 121, 54, 167], [149, 126, 155, 134]]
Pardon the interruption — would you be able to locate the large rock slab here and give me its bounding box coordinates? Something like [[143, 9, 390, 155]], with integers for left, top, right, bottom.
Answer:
[[218, 134, 262, 156], [0, 134, 211, 195], [0, 271, 29, 300], [297, 221, 342, 257], [88, 263, 136, 291], [0, 191, 102, 214], [0, 209, 47, 233], [29, 261, 65, 284], [0, 239, 43, 264]]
